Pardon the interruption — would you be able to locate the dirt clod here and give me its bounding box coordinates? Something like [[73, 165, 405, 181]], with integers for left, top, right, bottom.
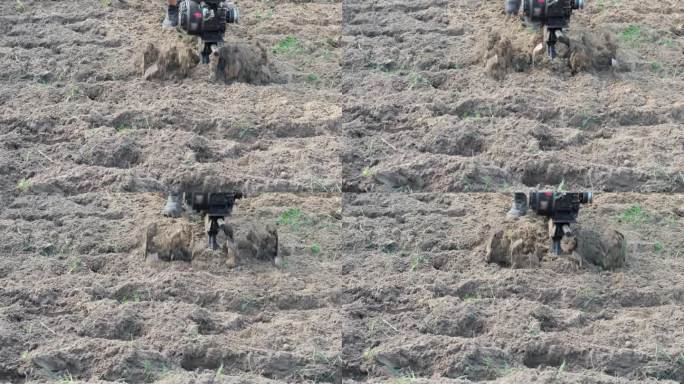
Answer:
[[574, 227, 626, 270], [138, 43, 200, 80], [480, 32, 516, 80], [143, 220, 194, 262], [237, 223, 279, 262], [214, 42, 275, 85], [568, 32, 618, 74], [485, 220, 546, 268]]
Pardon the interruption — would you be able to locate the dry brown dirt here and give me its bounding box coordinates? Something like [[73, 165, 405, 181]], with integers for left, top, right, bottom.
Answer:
[[0, 192, 342, 383], [0, 0, 342, 382], [341, 193, 684, 383], [2, 0, 684, 383], [342, 0, 684, 192]]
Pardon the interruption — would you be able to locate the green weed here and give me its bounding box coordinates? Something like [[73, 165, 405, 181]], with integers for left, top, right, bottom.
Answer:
[[658, 39, 676, 48], [461, 111, 482, 120], [579, 114, 601, 129], [555, 180, 568, 192], [409, 254, 425, 271], [306, 73, 319, 82], [617, 204, 650, 225], [115, 123, 132, 134], [100, 0, 112, 7], [58, 372, 75, 384], [362, 347, 379, 361], [254, 9, 274, 21], [577, 288, 601, 310], [67, 257, 82, 274], [273, 36, 301, 55], [277, 208, 305, 228], [462, 292, 479, 301], [16, 178, 31, 192], [65, 86, 80, 102], [556, 360, 567, 377], [620, 25, 644, 47], [15, 0, 25, 12], [650, 61, 663, 73], [310, 243, 321, 255], [653, 242, 664, 252], [407, 72, 431, 89]]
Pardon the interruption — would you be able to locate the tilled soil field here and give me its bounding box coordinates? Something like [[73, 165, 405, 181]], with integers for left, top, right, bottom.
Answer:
[[342, 0, 684, 192], [0, 0, 342, 382], [0, 192, 342, 382], [0, 0, 342, 202], [2, 0, 684, 383], [341, 193, 684, 383]]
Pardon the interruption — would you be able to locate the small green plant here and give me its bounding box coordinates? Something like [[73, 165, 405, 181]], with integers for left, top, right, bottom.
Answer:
[[677, 352, 684, 365], [462, 292, 479, 301], [407, 72, 431, 89], [461, 111, 482, 120], [237, 126, 256, 140], [658, 39, 676, 48], [58, 372, 75, 384], [20, 350, 30, 362], [528, 326, 540, 336], [409, 255, 425, 271], [362, 347, 379, 361], [15, 0, 25, 12], [39, 244, 56, 257], [310, 243, 321, 255], [142, 360, 153, 380], [557, 360, 567, 377], [620, 25, 643, 47], [362, 167, 374, 178], [381, 242, 398, 254], [67, 258, 82, 274], [650, 61, 663, 73], [312, 349, 331, 364], [215, 363, 224, 377], [277, 208, 304, 228], [653, 242, 664, 252], [100, 0, 112, 7], [273, 36, 301, 55], [579, 114, 600, 129], [115, 123, 132, 133], [557, 179, 567, 192], [306, 73, 319, 82], [254, 9, 274, 21], [65, 86, 80, 102], [617, 204, 650, 225], [577, 288, 601, 310], [16, 178, 31, 192]]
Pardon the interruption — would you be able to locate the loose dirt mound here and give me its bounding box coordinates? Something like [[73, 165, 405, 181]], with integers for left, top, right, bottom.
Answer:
[[485, 217, 627, 270], [485, 219, 547, 268], [568, 31, 619, 74], [138, 41, 276, 85], [215, 42, 275, 85], [139, 42, 200, 80], [479, 29, 618, 78], [479, 31, 531, 80]]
